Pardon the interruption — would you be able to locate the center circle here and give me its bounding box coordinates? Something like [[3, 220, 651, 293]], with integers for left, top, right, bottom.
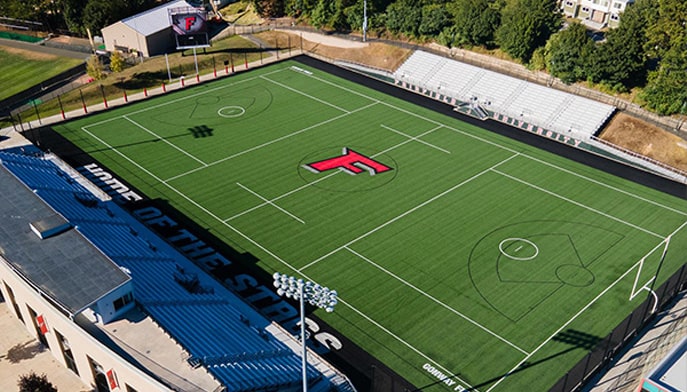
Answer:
[[218, 106, 246, 118], [499, 238, 539, 261]]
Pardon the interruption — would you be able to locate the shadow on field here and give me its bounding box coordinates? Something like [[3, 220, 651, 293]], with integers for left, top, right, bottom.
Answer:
[[411, 329, 601, 391]]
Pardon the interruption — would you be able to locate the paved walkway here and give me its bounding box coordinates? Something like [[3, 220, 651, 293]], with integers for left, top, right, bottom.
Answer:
[[0, 304, 90, 392], [0, 37, 90, 60]]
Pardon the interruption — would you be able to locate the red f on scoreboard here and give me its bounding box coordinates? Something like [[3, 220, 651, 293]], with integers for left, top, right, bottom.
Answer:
[[184, 16, 196, 31], [304, 147, 392, 176]]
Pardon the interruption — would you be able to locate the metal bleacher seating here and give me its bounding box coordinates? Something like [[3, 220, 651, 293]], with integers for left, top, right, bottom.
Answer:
[[394, 51, 616, 137], [0, 150, 325, 391]]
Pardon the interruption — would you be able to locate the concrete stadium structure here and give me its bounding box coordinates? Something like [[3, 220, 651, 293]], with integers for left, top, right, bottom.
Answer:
[[0, 144, 348, 392]]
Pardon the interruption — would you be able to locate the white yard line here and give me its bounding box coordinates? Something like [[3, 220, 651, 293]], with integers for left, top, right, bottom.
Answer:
[[225, 124, 444, 222], [260, 75, 351, 113], [380, 124, 450, 154], [491, 169, 665, 239], [164, 101, 379, 183], [235, 182, 304, 224], [225, 171, 339, 222], [299, 153, 520, 271], [123, 115, 208, 166], [486, 219, 687, 391], [345, 246, 529, 355]]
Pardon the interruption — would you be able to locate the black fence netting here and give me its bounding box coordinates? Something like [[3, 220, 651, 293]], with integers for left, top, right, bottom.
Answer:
[[550, 263, 687, 392]]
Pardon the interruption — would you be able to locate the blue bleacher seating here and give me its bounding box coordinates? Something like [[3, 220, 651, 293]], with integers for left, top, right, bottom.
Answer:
[[0, 151, 324, 391]]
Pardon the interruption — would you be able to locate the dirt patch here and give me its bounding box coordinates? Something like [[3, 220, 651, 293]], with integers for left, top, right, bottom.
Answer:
[[0, 46, 58, 61], [255, 30, 411, 72], [600, 112, 687, 172]]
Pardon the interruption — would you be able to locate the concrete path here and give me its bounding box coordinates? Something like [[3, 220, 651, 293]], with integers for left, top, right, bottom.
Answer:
[[0, 305, 90, 392], [0, 37, 90, 60]]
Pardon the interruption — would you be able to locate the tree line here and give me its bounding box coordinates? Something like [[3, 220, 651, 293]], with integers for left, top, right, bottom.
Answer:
[[252, 0, 687, 116], [0, 0, 684, 115], [0, 0, 156, 38]]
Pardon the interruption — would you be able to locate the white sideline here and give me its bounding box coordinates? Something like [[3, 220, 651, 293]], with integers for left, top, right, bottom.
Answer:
[[338, 296, 479, 392]]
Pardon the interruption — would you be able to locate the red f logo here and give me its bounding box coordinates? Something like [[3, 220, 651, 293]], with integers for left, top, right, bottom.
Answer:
[[185, 16, 196, 31], [305, 148, 392, 176]]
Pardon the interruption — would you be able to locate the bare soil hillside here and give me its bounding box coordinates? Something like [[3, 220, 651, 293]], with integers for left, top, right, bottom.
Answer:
[[600, 113, 687, 172]]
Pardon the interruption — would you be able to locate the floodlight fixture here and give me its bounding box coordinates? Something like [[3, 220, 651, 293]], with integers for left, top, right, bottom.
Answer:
[[273, 272, 338, 391]]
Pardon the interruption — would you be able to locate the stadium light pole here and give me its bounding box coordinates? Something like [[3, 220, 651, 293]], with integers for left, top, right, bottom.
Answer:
[[273, 272, 338, 392], [362, 0, 368, 42]]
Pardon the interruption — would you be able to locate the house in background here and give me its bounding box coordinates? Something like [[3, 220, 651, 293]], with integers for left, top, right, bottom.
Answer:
[[560, 0, 635, 29]]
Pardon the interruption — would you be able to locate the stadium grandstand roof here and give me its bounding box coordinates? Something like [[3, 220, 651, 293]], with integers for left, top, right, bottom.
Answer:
[[0, 160, 130, 317], [121, 0, 193, 36]]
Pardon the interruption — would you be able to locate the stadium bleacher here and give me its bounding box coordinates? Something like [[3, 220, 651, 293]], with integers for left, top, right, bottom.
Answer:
[[394, 51, 616, 138], [0, 149, 325, 391]]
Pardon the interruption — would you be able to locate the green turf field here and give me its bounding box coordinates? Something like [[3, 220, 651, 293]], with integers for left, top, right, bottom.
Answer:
[[0, 46, 83, 101], [52, 59, 687, 391]]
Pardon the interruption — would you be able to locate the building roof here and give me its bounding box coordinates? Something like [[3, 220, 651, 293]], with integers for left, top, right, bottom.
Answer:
[[121, 0, 194, 36], [0, 163, 130, 317], [642, 336, 687, 392]]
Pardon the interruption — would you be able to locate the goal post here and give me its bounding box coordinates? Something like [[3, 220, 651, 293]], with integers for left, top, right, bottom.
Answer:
[[628, 236, 671, 302]]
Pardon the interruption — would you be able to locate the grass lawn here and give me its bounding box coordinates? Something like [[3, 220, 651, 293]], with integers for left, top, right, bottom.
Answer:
[[11, 35, 272, 126], [50, 59, 687, 391], [0, 46, 83, 101]]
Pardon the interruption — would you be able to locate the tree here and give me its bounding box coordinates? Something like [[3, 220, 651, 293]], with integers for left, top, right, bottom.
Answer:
[[385, 0, 422, 37], [640, 0, 687, 114], [544, 22, 593, 84], [18, 372, 57, 392], [310, 0, 336, 28], [251, 0, 285, 17], [584, 0, 656, 90], [109, 50, 126, 73], [86, 54, 105, 80], [418, 4, 452, 37], [495, 0, 561, 62], [447, 0, 501, 47], [285, 0, 317, 18], [640, 51, 687, 115]]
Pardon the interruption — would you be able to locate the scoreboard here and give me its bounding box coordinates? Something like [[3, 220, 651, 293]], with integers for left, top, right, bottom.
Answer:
[[169, 7, 210, 49]]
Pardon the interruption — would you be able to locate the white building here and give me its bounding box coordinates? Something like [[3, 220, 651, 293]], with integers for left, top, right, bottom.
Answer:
[[560, 0, 635, 28], [101, 0, 194, 57]]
